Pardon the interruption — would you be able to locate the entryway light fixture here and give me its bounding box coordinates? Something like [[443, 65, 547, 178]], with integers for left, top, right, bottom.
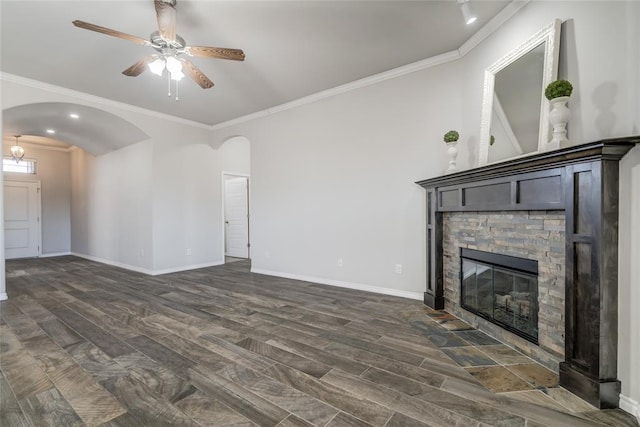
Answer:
[[458, 0, 477, 25], [10, 135, 25, 163]]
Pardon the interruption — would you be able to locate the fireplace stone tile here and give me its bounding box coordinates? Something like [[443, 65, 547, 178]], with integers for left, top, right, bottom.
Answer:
[[464, 366, 534, 393], [441, 347, 497, 367], [506, 363, 559, 388], [426, 333, 469, 348], [476, 345, 532, 365], [456, 330, 501, 346]]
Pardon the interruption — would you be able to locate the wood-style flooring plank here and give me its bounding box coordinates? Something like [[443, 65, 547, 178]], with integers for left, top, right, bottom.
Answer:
[[114, 352, 196, 403], [0, 326, 55, 400], [0, 301, 48, 341], [266, 336, 369, 376], [0, 372, 29, 427], [189, 365, 290, 427], [217, 363, 339, 426], [125, 335, 196, 379], [174, 389, 258, 426], [50, 306, 135, 358], [100, 373, 199, 427], [236, 337, 332, 378], [320, 368, 478, 427], [262, 363, 393, 426], [19, 388, 85, 427]]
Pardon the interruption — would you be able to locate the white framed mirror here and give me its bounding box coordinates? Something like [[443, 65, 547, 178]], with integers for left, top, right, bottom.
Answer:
[[478, 19, 561, 166]]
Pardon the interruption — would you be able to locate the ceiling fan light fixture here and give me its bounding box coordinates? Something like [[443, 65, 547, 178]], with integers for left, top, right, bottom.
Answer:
[[165, 56, 182, 74], [170, 69, 185, 81], [149, 58, 166, 76], [459, 0, 477, 25], [10, 135, 25, 163]]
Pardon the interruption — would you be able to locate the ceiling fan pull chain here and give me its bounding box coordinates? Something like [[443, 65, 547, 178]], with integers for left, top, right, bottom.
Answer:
[[167, 72, 171, 97], [175, 80, 179, 102]]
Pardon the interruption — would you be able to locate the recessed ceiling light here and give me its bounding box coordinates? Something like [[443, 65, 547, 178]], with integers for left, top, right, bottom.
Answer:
[[46, 129, 55, 134], [69, 113, 79, 119]]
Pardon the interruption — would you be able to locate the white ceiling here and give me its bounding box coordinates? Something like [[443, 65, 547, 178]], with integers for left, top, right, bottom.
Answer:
[[1, 0, 510, 147]]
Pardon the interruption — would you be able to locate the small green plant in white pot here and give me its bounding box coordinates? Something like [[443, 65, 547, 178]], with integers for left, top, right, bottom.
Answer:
[[443, 130, 460, 174], [444, 130, 459, 144], [545, 79, 573, 150]]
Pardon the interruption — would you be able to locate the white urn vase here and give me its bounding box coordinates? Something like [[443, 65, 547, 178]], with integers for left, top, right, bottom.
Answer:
[[445, 142, 458, 174], [547, 96, 571, 151]]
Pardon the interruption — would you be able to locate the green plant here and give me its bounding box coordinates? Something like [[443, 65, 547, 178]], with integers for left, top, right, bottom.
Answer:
[[545, 80, 573, 100], [443, 130, 459, 143]]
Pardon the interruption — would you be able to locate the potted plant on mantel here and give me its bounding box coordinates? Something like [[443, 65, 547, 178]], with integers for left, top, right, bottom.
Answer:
[[444, 130, 460, 174], [545, 79, 573, 150]]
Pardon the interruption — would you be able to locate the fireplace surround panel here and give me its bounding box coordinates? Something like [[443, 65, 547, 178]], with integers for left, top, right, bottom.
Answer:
[[417, 137, 640, 409]]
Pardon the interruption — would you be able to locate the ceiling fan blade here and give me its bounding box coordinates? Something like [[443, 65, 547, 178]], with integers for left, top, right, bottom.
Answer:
[[188, 46, 245, 61], [154, 0, 177, 42], [122, 56, 155, 77], [180, 59, 214, 89], [72, 20, 147, 45]]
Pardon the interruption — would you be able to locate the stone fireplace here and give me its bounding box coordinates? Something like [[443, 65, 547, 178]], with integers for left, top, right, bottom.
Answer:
[[444, 211, 564, 370], [417, 137, 639, 409]]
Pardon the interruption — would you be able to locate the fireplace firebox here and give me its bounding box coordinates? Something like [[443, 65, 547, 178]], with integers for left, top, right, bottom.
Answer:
[[460, 248, 538, 344]]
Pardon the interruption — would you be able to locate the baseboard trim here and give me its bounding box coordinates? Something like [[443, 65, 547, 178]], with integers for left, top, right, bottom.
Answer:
[[40, 252, 72, 258], [250, 268, 423, 301], [619, 394, 640, 422], [71, 253, 155, 275], [69, 253, 224, 276], [0, 293, 8, 301], [152, 261, 225, 276]]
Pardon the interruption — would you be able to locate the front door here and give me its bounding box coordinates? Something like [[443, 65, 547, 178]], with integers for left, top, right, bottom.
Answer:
[[4, 180, 41, 259], [224, 176, 249, 258]]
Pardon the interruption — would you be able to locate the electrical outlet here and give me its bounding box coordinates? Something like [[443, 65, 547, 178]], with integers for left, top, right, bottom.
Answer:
[[337, 258, 344, 267], [395, 264, 403, 274], [186, 248, 192, 256]]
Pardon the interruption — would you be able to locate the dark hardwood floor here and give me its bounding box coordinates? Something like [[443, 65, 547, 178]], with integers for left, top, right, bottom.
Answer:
[[1, 256, 637, 426]]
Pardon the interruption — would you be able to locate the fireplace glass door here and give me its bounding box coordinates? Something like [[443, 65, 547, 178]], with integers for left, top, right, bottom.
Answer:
[[461, 249, 538, 343]]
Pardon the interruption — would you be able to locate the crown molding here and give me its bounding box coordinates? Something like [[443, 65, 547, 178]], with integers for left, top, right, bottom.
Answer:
[[0, 73, 211, 130], [211, 0, 529, 132], [458, 0, 531, 58], [211, 50, 461, 131], [2, 0, 528, 133]]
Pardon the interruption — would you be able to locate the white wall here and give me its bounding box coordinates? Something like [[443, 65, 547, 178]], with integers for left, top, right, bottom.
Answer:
[[70, 142, 153, 271], [3, 144, 71, 255], [151, 140, 223, 272], [219, 136, 251, 175], [211, 62, 462, 297]]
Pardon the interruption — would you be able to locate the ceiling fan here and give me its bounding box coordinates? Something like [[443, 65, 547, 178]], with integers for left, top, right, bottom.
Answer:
[[72, 0, 245, 90]]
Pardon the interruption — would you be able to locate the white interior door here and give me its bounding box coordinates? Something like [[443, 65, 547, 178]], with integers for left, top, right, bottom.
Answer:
[[225, 177, 249, 258], [4, 180, 41, 259]]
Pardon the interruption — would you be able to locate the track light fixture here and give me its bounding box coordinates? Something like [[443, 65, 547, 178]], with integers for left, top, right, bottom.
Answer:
[[458, 0, 477, 25]]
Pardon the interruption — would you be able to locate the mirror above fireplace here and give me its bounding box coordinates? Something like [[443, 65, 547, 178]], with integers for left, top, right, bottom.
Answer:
[[478, 19, 561, 166]]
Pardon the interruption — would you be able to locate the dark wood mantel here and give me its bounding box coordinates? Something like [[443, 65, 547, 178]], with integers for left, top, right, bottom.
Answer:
[[416, 136, 639, 409]]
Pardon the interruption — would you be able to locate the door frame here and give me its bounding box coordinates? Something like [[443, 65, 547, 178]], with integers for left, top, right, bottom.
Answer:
[[4, 177, 42, 259], [221, 172, 250, 261]]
